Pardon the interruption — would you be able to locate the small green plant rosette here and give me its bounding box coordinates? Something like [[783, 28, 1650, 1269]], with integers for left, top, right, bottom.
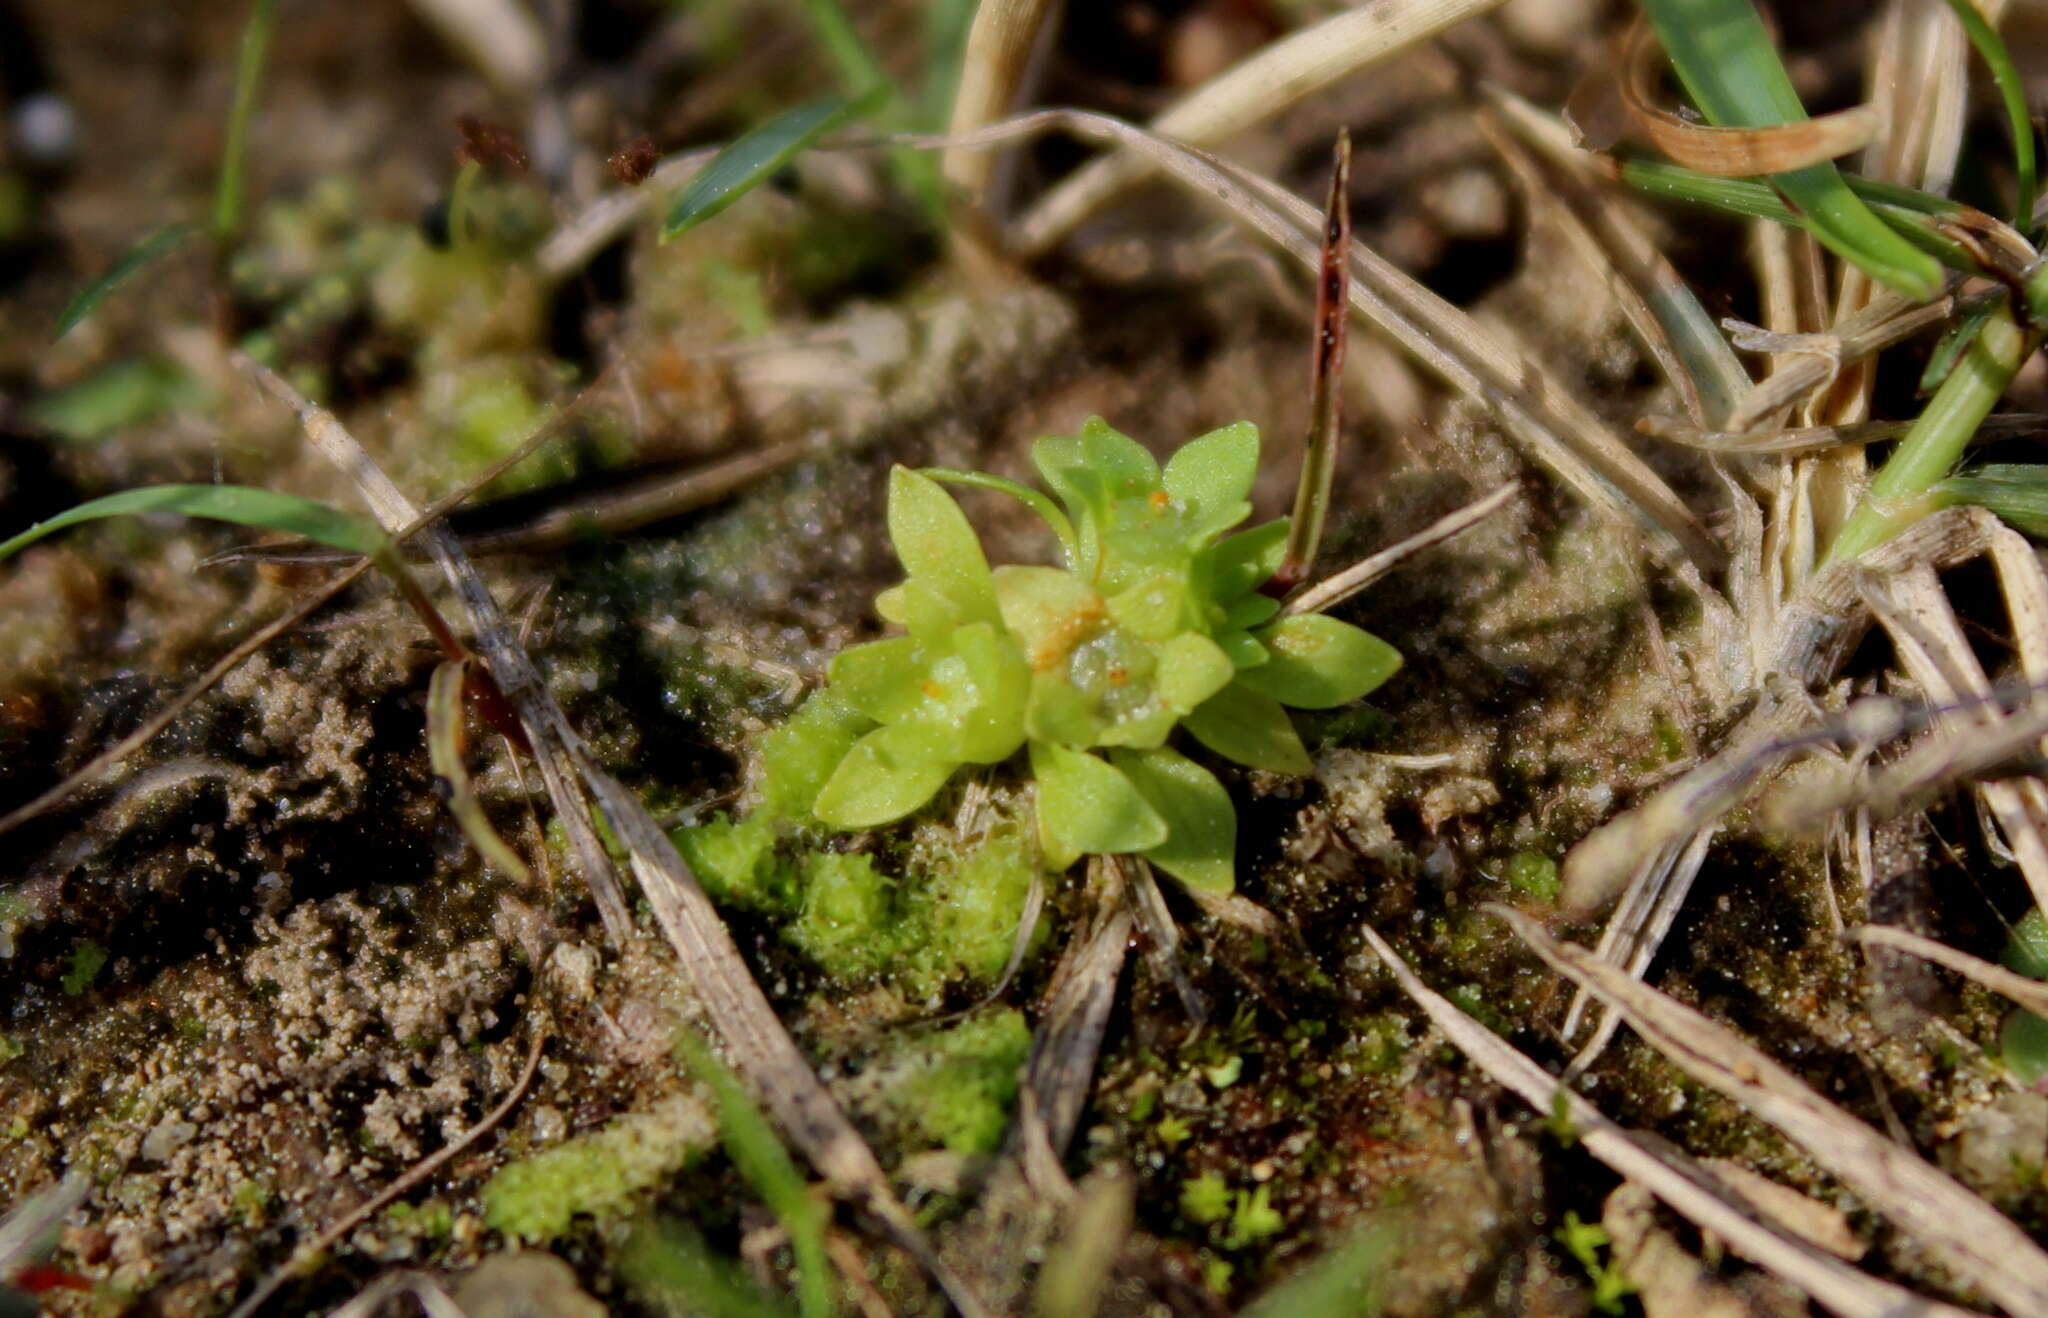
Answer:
[[811, 420, 1403, 891]]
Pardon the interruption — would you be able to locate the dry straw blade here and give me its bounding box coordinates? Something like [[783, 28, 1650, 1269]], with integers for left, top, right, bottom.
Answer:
[[928, 108, 1720, 568], [1017, 0, 1509, 251], [1496, 905, 2048, 1317], [1361, 923, 1988, 1318]]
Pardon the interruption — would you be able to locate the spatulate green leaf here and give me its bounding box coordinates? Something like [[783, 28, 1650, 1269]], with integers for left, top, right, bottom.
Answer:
[[889, 466, 998, 626], [1182, 682, 1312, 774], [1030, 741, 1168, 862], [1236, 614, 1402, 709], [812, 722, 959, 829], [1112, 746, 1236, 892], [1163, 420, 1260, 515]]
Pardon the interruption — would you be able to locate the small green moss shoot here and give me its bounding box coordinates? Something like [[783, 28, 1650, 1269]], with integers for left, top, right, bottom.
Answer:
[[61, 940, 108, 996], [1558, 1210, 1635, 1315], [1502, 852, 1560, 903], [877, 1008, 1031, 1156], [481, 1101, 715, 1244]]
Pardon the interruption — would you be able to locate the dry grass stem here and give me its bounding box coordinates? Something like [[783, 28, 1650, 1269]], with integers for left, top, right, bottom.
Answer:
[[942, 0, 1061, 203], [1850, 925, 2048, 1019], [1283, 482, 1518, 617], [1863, 566, 2048, 914], [1639, 411, 2048, 456], [1360, 923, 1986, 1318], [1497, 905, 2048, 1316], [1016, 0, 1507, 252]]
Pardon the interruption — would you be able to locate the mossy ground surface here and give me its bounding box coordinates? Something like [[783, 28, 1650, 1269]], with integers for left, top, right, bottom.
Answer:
[[3, 3, 2045, 1316]]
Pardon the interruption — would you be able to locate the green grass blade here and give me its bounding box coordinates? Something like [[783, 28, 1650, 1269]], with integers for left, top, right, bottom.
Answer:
[[677, 1034, 837, 1318], [1939, 0, 2035, 229], [53, 222, 202, 340], [1618, 157, 1981, 273], [1920, 300, 1994, 393], [1932, 464, 2048, 537], [1639, 0, 1943, 300], [788, 0, 944, 220], [215, 0, 279, 240], [919, 0, 979, 134], [662, 91, 882, 241], [1829, 301, 2039, 561], [0, 484, 387, 564], [792, 0, 888, 98]]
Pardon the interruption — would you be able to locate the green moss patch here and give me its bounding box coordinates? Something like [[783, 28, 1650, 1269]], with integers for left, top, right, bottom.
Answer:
[[482, 1097, 716, 1244]]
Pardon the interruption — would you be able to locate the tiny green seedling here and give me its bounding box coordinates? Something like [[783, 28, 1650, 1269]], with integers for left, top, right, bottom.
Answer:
[[802, 134, 1397, 893], [807, 423, 1399, 892]]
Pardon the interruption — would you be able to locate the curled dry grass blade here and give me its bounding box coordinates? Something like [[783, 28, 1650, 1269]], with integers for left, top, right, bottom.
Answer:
[[425, 660, 533, 883], [1621, 20, 1877, 177]]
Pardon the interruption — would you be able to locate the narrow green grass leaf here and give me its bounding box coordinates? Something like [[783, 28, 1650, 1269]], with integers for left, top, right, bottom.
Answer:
[[1939, 0, 2035, 229], [53, 222, 202, 340], [1920, 301, 1994, 394], [677, 1033, 836, 1318], [215, 0, 279, 240], [661, 91, 880, 241], [0, 484, 385, 564], [788, 0, 943, 218], [1933, 464, 2048, 537], [1639, 0, 1943, 299]]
